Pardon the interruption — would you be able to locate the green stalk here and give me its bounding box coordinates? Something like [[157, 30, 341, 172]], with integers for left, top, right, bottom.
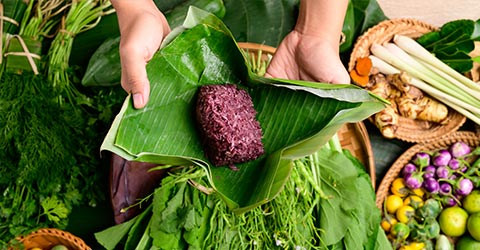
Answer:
[[370, 55, 480, 116], [419, 59, 480, 97], [431, 94, 480, 125], [47, 0, 111, 103], [393, 34, 480, 92], [382, 43, 479, 105], [371, 43, 479, 107]]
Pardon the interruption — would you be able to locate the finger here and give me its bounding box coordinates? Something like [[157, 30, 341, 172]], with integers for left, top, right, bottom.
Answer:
[[120, 47, 151, 109]]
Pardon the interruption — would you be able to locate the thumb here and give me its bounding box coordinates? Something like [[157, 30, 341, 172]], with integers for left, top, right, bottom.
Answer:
[[120, 53, 151, 109]]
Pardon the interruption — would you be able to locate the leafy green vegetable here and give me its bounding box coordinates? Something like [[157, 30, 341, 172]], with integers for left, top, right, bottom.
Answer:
[[0, 72, 123, 247], [95, 135, 390, 250], [417, 18, 480, 73], [40, 196, 70, 224], [340, 0, 388, 53], [100, 6, 386, 212]]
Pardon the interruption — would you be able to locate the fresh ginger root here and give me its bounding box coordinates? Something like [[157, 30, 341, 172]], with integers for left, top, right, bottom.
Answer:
[[389, 72, 449, 124], [396, 96, 449, 124], [373, 105, 399, 138], [387, 72, 423, 100], [367, 71, 449, 138], [367, 73, 400, 138]]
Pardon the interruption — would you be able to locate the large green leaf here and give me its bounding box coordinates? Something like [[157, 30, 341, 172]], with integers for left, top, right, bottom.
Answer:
[[222, 0, 299, 47], [101, 7, 386, 212]]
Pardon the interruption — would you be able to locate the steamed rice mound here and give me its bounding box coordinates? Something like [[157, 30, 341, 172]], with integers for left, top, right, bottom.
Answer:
[[196, 84, 265, 167]]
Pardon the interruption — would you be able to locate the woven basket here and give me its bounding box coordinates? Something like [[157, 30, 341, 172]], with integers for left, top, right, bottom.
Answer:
[[12, 228, 91, 250], [375, 131, 480, 210], [238, 42, 376, 188], [348, 18, 467, 143]]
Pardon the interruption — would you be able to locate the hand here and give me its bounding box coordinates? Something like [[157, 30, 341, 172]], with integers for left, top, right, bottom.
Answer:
[[265, 30, 350, 84], [113, 0, 171, 109]]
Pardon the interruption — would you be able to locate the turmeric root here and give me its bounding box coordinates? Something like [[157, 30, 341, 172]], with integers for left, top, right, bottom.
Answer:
[[350, 57, 373, 87]]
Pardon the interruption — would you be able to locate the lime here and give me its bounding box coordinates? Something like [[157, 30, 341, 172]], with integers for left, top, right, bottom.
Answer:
[[467, 212, 480, 241], [456, 235, 480, 250], [463, 190, 480, 214], [438, 206, 469, 237]]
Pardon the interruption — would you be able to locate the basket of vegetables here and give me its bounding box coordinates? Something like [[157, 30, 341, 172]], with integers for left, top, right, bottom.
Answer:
[[347, 18, 478, 143], [238, 42, 376, 188], [10, 228, 91, 250], [376, 131, 480, 249]]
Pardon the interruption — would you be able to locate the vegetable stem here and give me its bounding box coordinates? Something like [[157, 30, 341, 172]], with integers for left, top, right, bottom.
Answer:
[[370, 43, 480, 125], [393, 34, 480, 92]]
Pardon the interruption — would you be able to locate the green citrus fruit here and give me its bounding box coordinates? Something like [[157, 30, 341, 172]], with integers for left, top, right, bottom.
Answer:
[[467, 212, 480, 241], [463, 190, 480, 214], [456, 235, 480, 250], [439, 206, 469, 237]]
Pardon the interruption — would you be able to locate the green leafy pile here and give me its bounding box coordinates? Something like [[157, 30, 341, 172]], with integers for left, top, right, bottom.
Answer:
[[95, 136, 391, 249], [0, 0, 125, 247], [417, 18, 480, 73]]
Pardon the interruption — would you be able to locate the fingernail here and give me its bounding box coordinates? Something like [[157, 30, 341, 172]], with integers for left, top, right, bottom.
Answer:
[[133, 93, 144, 109]]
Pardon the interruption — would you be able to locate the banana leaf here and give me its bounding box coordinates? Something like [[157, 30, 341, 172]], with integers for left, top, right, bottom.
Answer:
[[101, 6, 387, 213]]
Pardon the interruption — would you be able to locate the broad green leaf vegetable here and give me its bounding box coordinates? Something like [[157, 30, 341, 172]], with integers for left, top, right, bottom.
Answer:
[[101, 7, 387, 212]]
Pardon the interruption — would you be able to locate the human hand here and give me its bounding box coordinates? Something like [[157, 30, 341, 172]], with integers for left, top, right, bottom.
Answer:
[[265, 30, 350, 84], [113, 0, 171, 109]]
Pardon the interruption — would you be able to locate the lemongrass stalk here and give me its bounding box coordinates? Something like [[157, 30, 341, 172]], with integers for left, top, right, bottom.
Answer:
[[370, 54, 480, 122], [383, 43, 479, 102], [371, 43, 479, 107], [431, 94, 480, 125], [369, 55, 399, 75], [419, 56, 480, 99], [393, 34, 480, 92]]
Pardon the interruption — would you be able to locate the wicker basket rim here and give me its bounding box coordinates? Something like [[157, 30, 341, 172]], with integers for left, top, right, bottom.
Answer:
[[16, 228, 91, 250], [348, 18, 438, 71], [375, 131, 480, 209]]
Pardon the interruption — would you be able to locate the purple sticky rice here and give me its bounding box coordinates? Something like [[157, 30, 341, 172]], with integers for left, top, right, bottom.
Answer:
[[196, 84, 265, 167]]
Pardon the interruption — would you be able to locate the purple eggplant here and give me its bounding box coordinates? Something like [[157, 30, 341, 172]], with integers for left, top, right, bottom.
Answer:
[[433, 149, 452, 167], [402, 163, 417, 177], [405, 172, 423, 190], [423, 165, 436, 179], [447, 158, 462, 170], [455, 178, 474, 196], [439, 182, 452, 195], [436, 166, 450, 179], [412, 152, 431, 168], [441, 197, 457, 207], [449, 141, 471, 158], [423, 178, 440, 194]]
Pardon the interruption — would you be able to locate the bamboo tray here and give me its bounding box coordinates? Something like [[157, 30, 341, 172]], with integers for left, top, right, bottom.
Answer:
[[375, 131, 480, 210], [348, 18, 467, 143], [11, 228, 91, 250], [239, 42, 376, 188]]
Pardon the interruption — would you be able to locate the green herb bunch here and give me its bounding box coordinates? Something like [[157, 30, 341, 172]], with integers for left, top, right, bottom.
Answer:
[[0, 0, 122, 247]]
